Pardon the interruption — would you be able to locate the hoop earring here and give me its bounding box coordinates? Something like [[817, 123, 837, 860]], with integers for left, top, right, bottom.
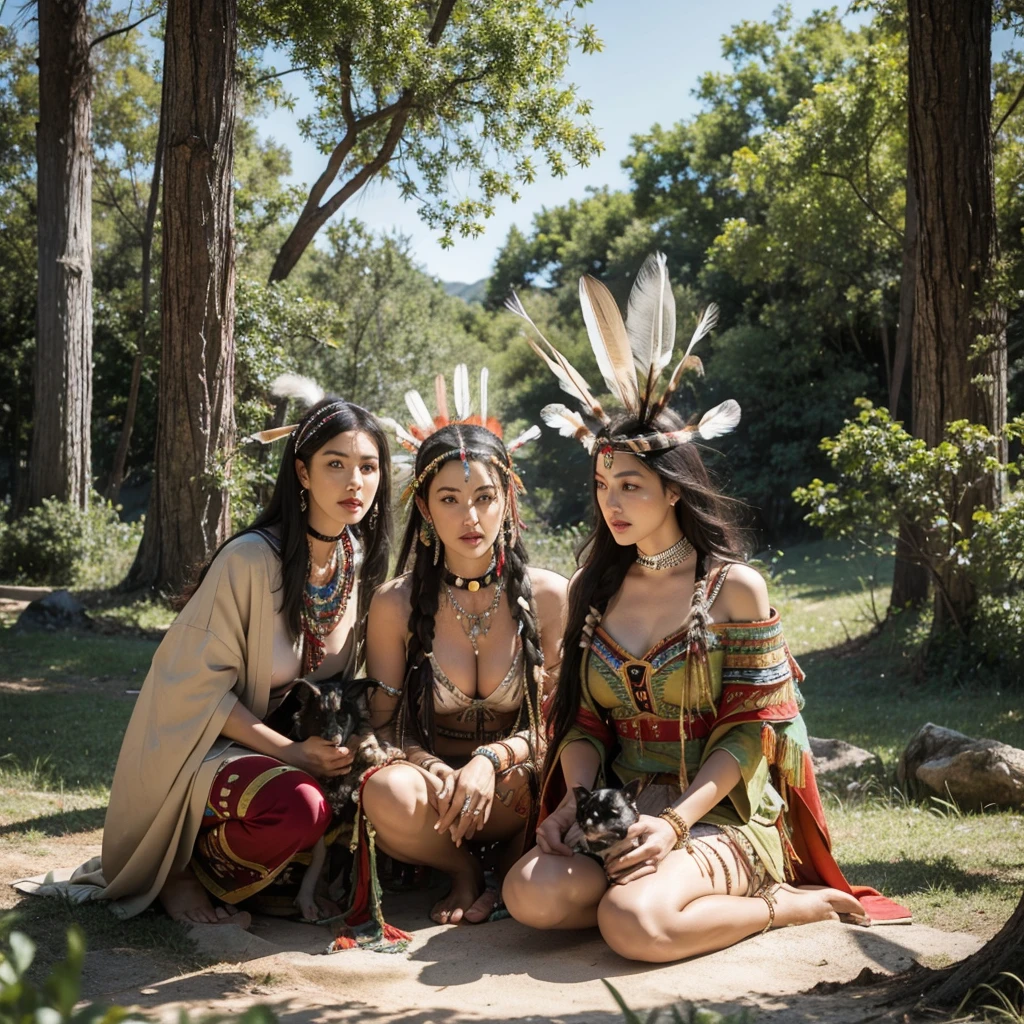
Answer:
[[299, 488, 308, 513]]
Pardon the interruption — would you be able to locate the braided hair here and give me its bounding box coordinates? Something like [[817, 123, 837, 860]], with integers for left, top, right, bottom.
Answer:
[[395, 424, 544, 756], [542, 407, 747, 795]]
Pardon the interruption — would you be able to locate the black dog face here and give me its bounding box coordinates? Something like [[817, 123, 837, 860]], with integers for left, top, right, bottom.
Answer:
[[292, 677, 374, 747], [572, 777, 642, 852]]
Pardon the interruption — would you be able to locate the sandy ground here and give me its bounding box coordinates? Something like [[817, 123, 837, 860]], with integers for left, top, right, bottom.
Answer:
[[2, 837, 983, 1024]]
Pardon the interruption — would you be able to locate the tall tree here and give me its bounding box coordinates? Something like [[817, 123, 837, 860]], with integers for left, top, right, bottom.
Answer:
[[126, 0, 237, 592], [907, 0, 1008, 631], [239, 0, 602, 282], [26, 0, 93, 511]]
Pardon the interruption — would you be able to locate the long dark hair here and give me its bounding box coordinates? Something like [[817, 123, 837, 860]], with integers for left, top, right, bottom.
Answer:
[[191, 396, 393, 643], [395, 424, 543, 754], [543, 407, 746, 789]]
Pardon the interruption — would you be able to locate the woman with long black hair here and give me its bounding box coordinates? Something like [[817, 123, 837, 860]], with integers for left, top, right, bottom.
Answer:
[[500, 256, 908, 961], [362, 370, 567, 925], [16, 379, 393, 929]]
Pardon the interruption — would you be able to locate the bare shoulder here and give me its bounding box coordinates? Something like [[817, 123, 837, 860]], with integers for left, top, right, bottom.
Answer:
[[715, 561, 771, 623], [369, 573, 413, 623], [528, 566, 569, 604]]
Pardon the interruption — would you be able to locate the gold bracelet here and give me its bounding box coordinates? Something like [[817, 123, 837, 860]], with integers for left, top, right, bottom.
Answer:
[[658, 808, 692, 851]]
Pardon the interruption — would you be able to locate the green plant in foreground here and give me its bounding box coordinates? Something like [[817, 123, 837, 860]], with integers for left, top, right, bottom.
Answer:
[[603, 980, 754, 1024], [964, 972, 1024, 1024], [0, 919, 278, 1024]]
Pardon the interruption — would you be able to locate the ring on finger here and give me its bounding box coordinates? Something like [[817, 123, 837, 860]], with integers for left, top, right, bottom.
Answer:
[[461, 796, 472, 815]]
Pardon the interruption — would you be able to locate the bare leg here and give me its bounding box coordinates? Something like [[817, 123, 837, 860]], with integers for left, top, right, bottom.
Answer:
[[502, 847, 608, 930], [361, 763, 483, 924], [460, 802, 528, 924], [158, 866, 252, 929], [295, 838, 326, 922], [598, 834, 865, 963]]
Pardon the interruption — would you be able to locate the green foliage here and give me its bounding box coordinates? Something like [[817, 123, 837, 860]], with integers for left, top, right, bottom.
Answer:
[[602, 980, 754, 1024], [0, 919, 145, 1024], [239, 0, 604, 248], [0, 498, 143, 589]]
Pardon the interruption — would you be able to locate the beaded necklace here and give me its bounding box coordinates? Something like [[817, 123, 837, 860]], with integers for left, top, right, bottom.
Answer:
[[301, 528, 355, 674]]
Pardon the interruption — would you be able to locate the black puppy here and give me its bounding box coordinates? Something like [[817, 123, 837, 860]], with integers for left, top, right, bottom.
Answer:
[[571, 777, 643, 866], [288, 676, 395, 920]]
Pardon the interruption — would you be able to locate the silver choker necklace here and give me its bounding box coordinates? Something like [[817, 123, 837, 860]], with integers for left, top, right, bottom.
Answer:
[[635, 536, 694, 571]]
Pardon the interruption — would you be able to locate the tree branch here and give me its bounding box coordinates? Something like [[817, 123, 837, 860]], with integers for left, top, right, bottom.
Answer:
[[89, 11, 160, 51], [994, 80, 1024, 137], [253, 65, 313, 86], [817, 168, 903, 241]]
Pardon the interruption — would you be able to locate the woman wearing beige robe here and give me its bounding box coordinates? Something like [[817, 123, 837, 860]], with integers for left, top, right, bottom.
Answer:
[[15, 389, 393, 927]]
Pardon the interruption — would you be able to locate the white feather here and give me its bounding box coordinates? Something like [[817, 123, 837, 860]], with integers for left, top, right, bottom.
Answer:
[[626, 252, 676, 385], [696, 399, 742, 440], [541, 403, 597, 452], [506, 292, 608, 423], [379, 416, 422, 449], [454, 364, 471, 419], [404, 390, 434, 431], [269, 372, 324, 409], [578, 276, 639, 412], [682, 303, 720, 361], [479, 367, 489, 425], [506, 423, 541, 452], [391, 453, 416, 486]]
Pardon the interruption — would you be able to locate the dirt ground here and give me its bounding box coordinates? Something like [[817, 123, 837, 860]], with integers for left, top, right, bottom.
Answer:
[[3, 836, 984, 1024]]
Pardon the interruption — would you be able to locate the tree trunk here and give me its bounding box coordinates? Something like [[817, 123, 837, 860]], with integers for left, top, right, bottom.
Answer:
[[27, 0, 93, 510], [124, 0, 237, 593], [889, 148, 929, 613], [907, 0, 1008, 633], [106, 102, 165, 504]]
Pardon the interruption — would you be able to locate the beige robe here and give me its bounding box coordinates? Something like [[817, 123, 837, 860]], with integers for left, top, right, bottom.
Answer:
[[14, 532, 329, 919]]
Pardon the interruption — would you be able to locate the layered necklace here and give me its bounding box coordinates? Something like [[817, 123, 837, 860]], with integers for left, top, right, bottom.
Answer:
[[635, 535, 694, 571], [301, 527, 355, 674], [445, 574, 505, 656]]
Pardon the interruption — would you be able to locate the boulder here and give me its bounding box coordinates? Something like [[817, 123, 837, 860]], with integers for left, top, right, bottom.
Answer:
[[897, 722, 1024, 811], [14, 589, 91, 633], [809, 737, 884, 790]]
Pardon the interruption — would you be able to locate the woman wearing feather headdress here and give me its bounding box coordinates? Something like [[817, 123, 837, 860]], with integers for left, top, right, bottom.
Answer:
[[500, 255, 910, 961], [15, 376, 394, 931], [361, 366, 567, 925]]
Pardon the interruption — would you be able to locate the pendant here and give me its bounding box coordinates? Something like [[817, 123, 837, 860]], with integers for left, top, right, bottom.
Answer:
[[468, 580, 480, 592]]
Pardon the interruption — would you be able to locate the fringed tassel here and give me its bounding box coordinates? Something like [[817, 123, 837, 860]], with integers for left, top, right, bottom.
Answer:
[[776, 811, 802, 878], [774, 727, 808, 791], [761, 723, 777, 763]]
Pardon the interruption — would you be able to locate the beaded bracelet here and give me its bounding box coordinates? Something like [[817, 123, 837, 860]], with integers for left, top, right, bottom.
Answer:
[[658, 807, 693, 851], [471, 746, 502, 773]]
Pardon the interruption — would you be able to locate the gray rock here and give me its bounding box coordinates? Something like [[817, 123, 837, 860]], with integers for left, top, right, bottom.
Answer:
[[14, 589, 91, 633], [897, 722, 1024, 811], [810, 737, 884, 790]]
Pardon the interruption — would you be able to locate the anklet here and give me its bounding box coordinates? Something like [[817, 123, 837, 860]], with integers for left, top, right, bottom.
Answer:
[[754, 883, 777, 933]]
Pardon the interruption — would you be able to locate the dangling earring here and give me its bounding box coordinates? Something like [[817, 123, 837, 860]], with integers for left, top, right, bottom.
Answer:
[[433, 531, 441, 567], [300, 488, 308, 513], [419, 519, 434, 548], [368, 502, 379, 529], [496, 517, 510, 577]]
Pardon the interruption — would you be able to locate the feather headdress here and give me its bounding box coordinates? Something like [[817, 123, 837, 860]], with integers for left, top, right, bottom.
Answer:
[[382, 363, 539, 507], [241, 372, 344, 446], [506, 252, 736, 457]]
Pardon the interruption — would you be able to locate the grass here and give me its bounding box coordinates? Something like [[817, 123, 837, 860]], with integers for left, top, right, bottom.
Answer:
[[0, 535, 1022, 972]]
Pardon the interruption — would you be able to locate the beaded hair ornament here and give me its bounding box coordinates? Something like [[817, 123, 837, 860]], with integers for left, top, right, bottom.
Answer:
[[243, 373, 347, 448], [505, 252, 741, 468], [380, 363, 540, 547]]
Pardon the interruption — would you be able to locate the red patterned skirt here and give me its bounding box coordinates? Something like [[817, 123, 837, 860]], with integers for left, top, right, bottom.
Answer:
[[191, 754, 330, 905]]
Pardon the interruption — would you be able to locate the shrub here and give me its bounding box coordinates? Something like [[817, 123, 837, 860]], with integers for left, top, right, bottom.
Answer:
[[0, 497, 142, 589]]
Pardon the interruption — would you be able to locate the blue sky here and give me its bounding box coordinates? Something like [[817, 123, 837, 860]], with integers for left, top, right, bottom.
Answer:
[[254, 1, 871, 284]]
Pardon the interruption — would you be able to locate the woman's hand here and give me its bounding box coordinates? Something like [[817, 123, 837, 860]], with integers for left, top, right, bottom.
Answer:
[[283, 737, 355, 778], [535, 799, 578, 857], [433, 756, 497, 847], [424, 761, 456, 815], [604, 814, 679, 885]]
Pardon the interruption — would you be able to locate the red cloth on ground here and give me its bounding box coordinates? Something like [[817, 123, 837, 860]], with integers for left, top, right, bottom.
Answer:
[[191, 753, 330, 904]]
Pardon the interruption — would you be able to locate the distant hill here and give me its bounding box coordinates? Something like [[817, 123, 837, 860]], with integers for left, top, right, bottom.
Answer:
[[443, 279, 488, 305]]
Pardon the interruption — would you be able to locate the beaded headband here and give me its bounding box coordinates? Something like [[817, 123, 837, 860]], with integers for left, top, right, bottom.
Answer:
[[242, 374, 350, 449], [505, 252, 741, 460]]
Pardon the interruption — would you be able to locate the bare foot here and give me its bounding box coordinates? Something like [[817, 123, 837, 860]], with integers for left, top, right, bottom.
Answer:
[[159, 867, 252, 930], [462, 886, 501, 925], [430, 871, 482, 925], [770, 883, 868, 928]]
